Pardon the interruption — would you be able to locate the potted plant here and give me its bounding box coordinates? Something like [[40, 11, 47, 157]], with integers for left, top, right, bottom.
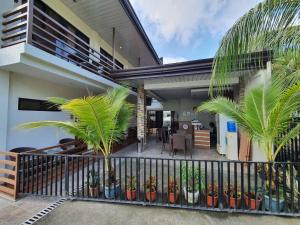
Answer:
[[168, 177, 179, 204], [146, 176, 157, 202], [88, 170, 100, 198], [104, 164, 120, 199], [126, 176, 137, 201], [244, 191, 262, 210], [181, 163, 204, 204], [224, 186, 241, 209], [207, 185, 218, 208], [19, 87, 134, 198], [263, 185, 285, 212]]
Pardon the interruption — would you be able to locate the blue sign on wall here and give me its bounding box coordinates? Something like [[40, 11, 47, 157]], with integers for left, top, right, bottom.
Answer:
[[227, 121, 237, 132]]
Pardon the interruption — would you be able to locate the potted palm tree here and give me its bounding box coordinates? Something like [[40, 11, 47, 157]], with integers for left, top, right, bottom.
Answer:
[[19, 87, 134, 199], [146, 176, 157, 202], [168, 177, 179, 204], [126, 176, 137, 201]]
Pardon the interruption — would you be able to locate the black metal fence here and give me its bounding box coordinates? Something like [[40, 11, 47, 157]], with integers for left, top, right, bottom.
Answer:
[[18, 153, 300, 216]]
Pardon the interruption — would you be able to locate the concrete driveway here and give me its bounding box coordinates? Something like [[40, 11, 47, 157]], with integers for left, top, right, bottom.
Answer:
[[35, 201, 300, 225]]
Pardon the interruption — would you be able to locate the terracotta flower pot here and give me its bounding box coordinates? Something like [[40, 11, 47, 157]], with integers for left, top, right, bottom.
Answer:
[[224, 191, 241, 208], [89, 186, 99, 198], [244, 193, 262, 210], [146, 191, 156, 202], [126, 190, 137, 201], [207, 194, 218, 207], [168, 192, 179, 204]]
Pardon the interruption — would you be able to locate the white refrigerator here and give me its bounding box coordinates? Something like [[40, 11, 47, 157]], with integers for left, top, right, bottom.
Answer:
[[216, 114, 230, 155]]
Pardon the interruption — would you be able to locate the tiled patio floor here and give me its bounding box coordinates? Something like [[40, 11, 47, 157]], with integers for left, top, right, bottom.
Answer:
[[113, 136, 226, 161]]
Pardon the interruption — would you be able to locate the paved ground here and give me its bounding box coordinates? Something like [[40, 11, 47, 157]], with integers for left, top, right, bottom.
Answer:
[[113, 136, 226, 160], [35, 200, 300, 225], [0, 196, 61, 225]]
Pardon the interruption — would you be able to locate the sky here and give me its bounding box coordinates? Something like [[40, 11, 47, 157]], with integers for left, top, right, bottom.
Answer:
[[130, 0, 262, 64]]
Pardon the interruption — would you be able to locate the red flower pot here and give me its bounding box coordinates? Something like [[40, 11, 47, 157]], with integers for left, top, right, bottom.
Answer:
[[146, 191, 156, 202], [126, 190, 136, 201], [168, 192, 179, 204], [207, 194, 218, 207], [244, 193, 262, 210]]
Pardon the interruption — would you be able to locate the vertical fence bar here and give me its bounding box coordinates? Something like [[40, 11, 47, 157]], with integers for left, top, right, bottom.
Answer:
[[247, 162, 250, 210], [254, 162, 258, 211], [119, 158, 122, 200], [50, 156, 53, 195], [198, 161, 201, 207], [290, 162, 294, 213], [65, 156, 69, 196], [40, 155, 43, 195], [102, 158, 105, 199], [77, 157, 79, 197], [55, 156, 58, 196], [114, 158, 116, 199], [162, 159, 164, 204], [241, 162, 244, 210], [125, 158, 127, 199], [283, 163, 287, 213], [227, 161, 230, 209], [204, 161, 208, 207], [268, 162, 272, 212], [35, 155, 38, 194], [192, 161, 195, 207], [167, 159, 170, 204], [174, 159, 176, 205], [137, 158, 140, 201], [261, 163, 265, 212], [45, 156, 48, 195], [186, 160, 188, 206], [180, 160, 182, 206], [275, 163, 279, 213], [150, 158, 152, 202], [60, 156, 63, 196], [211, 161, 214, 209], [143, 158, 146, 202], [87, 156, 90, 198], [82, 156, 85, 197], [234, 162, 237, 209], [71, 157, 74, 197], [130, 158, 132, 201]]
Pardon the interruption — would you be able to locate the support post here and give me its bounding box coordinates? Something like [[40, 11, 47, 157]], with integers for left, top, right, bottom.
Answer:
[[112, 27, 116, 69], [26, 0, 34, 44], [137, 84, 145, 153]]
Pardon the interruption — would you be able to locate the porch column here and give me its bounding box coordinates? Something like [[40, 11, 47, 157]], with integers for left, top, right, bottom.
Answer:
[[137, 84, 145, 153]]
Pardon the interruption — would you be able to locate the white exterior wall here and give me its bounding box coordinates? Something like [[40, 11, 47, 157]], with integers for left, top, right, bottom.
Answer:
[[0, 70, 10, 151], [244, 62, 272, 161], [5, 73, 88, 150]]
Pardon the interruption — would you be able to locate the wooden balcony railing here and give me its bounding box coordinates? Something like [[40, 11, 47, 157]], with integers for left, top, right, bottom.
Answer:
[[1, 1, 122, 77]]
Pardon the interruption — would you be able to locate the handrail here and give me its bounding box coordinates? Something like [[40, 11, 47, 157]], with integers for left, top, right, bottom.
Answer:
[[0, 2, 123, 77]]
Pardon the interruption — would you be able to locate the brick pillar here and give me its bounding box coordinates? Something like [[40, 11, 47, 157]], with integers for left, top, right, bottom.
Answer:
[[137, 84, 145, 152]]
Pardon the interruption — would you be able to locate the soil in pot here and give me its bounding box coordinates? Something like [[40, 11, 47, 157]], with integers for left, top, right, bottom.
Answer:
[[146, 191, 157, 202], [244, 192, 262, 210]]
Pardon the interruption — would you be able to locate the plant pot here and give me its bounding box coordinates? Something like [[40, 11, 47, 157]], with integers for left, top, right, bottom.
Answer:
[[224, 191, 241, 208], [104, 183, 120, 199], [146, 191, 156, 202], [126, 190, 137, 201], [168, 192, 179, 204], [207, 194, 218, 207], [183, 187, 199, 204], [89, 186, 99, 198], [264, 195, 285, 212], [244, 193, 262, 210]]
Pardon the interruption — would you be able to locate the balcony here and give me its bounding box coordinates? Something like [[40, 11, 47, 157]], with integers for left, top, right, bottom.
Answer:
[[1, 1, 122, 78]]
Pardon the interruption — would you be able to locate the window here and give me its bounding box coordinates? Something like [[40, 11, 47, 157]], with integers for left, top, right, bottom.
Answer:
[[18, 98, 61, 111]]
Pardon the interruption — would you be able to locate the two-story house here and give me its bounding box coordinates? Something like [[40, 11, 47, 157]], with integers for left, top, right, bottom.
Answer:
[[0, 0, 161, 150]]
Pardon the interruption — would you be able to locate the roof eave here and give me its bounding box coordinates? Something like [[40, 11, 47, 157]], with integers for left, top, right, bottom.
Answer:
[[119, 0, 161, 65]]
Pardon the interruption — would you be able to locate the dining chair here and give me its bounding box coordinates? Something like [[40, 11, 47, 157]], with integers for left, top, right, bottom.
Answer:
[[172, 134, 186, 158]]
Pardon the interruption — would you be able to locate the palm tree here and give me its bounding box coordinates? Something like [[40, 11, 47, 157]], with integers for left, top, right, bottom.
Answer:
[[198, 78, 300, 162], [19, 87, 134, 172], [211, 0, 300, 90]]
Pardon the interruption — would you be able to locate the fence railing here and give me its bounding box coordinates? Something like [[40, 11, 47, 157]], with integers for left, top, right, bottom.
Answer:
[[275, 118, 300, 163], [1, 1, 122, 77], [0, 152, 20, 200], [17, 153, 300, 216]]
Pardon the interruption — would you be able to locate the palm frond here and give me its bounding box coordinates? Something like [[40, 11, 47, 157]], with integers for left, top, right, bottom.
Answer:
[[211, 0, 300, 92]]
